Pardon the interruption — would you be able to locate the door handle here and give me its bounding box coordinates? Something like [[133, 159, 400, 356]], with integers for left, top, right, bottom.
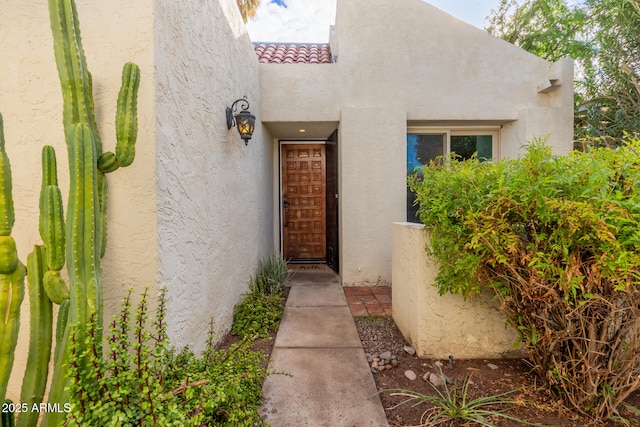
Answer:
[[283, 194, 289, 227]]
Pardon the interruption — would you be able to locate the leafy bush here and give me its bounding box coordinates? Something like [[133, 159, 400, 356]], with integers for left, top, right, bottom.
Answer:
[[66, 288, 269, 426], [410, 139, 640, 421], [232, 292, 284, 338], [161, 336, 268, 426]]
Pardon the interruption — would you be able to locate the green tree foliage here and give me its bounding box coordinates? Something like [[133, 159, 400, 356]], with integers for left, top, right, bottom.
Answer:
[[410, 140, 640, 421], [486, 0, 640, 144], [486, 0, 591, 61]]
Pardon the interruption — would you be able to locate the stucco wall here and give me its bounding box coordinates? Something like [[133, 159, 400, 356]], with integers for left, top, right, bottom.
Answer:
[[155, 0, 273, 353], [1, 0, 156, 401], [260, 65, 339, 122], [259, 0, 574, 286], [335, 0, 567, 113], [392, 223, 524, 359], [339, 107, 406, 286]]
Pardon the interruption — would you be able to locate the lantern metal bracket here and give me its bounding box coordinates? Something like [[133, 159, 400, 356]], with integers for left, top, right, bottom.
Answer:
[[226, 96, 256, 145]]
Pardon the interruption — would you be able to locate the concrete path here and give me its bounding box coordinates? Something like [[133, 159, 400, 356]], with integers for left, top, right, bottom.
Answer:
[[260, 269, 389, 427]]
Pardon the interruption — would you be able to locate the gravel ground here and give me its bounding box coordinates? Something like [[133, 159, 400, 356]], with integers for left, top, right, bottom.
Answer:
[[354, 317, 408, 357], [353, 316, 640, 427]]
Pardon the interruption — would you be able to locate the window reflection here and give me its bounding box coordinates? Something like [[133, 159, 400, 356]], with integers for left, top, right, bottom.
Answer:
[[406, 133, 495, 223], [450, 135, 493, 161], [407, 134, 445, 223]]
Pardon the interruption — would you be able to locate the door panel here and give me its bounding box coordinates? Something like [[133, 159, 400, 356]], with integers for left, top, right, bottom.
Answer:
[[325, 130, 339, 272], [282, 144, 326, 259]]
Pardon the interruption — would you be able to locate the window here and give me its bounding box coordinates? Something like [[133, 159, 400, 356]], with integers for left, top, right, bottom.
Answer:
[[406, 129, 499, 223]]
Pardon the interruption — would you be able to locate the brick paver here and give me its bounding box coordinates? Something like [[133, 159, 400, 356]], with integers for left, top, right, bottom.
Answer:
[[344, 286, 392, 317]]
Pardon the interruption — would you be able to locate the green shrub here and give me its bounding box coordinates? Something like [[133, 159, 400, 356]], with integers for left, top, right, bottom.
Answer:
[[232, 292, 284, 338], [232, 253, 288, 338], [161, 336, 268, 426], [410, 139, 640, 421], [66, 288, 269, 426], [250, 252, 291, 295]]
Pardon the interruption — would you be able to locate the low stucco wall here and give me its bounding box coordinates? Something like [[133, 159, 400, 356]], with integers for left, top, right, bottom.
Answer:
[[392, 222, 523, 359]]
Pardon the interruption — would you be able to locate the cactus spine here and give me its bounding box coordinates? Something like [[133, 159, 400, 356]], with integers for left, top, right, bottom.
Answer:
[[0, 0, 140, 424]]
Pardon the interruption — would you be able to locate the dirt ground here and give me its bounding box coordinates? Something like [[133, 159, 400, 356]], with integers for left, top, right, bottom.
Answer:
[[219, 287, 640, 427], [354, 316, 640, 427]]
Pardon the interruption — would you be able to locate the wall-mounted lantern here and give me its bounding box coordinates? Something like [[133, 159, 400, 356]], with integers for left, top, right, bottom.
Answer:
[[226, 97, 256, 145]]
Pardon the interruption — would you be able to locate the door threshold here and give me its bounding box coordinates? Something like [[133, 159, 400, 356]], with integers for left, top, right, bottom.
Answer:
[[287, 259, 327, 265]]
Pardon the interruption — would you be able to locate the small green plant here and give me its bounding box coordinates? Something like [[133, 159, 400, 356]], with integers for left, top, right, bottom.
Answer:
[[250, 253, 291, 295], [613, 403, 640, 426], [232, 253, 288, 338], [232, 291, 284, 338], [66, 288, 182, 426], [66, 288, 270, 426], [382, 368, 529, 427], [162, 335, 269, 426]]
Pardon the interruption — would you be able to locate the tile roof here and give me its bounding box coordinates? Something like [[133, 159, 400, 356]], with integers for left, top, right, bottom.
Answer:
[[254, 43, 332, 64]]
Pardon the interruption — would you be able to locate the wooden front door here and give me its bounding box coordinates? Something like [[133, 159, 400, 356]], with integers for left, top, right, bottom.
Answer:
[[281, 144, 326, 260]]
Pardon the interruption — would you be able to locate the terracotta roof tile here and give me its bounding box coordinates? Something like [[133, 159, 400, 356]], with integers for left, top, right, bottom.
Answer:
[[254, 43, 332, 64]]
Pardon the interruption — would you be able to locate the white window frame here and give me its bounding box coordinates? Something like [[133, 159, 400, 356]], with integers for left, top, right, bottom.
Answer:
[[407, 126, 501, 161]]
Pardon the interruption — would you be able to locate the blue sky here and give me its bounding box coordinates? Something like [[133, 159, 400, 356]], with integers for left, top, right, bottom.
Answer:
[[247, 0, 504, 42]]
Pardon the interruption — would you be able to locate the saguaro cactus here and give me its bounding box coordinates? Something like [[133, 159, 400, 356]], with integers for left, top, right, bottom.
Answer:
[[0, 114, 26, 407], [40, 146, 69, 306], [17, 245, 53, 427], [45, 0, 140, 424], [0, 0, 140, 425]]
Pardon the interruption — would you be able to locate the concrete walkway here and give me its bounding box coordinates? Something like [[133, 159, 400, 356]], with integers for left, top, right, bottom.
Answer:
[[260, 269, 389, 427]]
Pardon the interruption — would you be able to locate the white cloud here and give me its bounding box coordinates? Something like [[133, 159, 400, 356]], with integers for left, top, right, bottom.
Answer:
[[246, 0, 336, 43], [246, 0, 501, 43]]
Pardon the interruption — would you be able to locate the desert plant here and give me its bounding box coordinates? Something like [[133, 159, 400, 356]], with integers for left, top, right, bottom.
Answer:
[[383, 367, 527, 427], [410, 139, 640, 421], [232, 253, 288, 338], [250, 253, 291, 295], [66, 288, 269, 426], [0, 0, 141, 424], [0, 114, 27, 420], [66, 288, 181, 426]]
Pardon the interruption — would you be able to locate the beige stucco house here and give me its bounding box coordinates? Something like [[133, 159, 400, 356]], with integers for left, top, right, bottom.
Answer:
[[1, 0, 572, 396]]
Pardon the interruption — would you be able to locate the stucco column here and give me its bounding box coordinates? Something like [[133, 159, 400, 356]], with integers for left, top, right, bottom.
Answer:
[[339, 107, 406, 286]]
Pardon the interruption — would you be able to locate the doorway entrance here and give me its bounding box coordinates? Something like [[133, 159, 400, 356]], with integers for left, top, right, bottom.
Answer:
[[280, 133, 339, 271], [281, 144, 327, 260]]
